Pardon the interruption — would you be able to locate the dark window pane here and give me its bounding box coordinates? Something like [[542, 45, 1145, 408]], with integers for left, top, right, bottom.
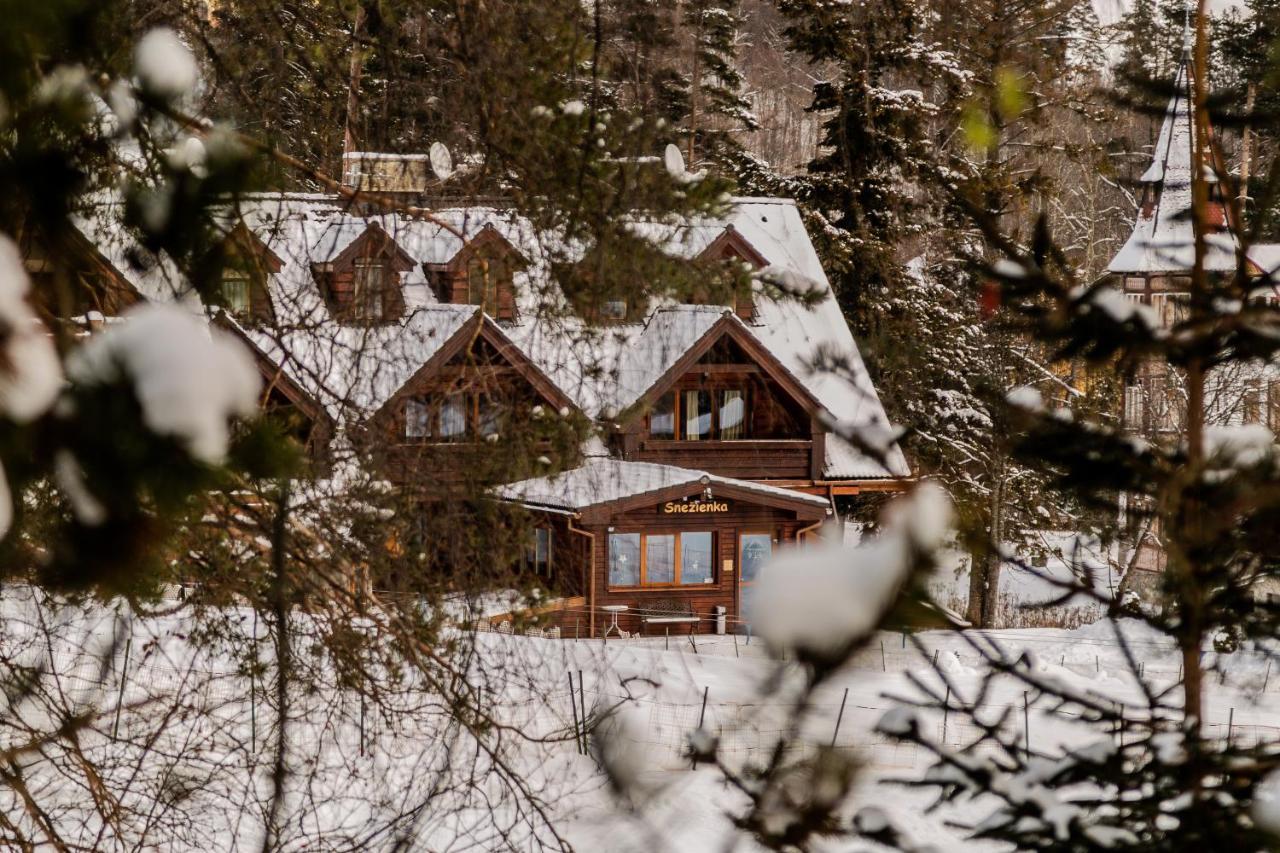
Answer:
[[719, 389, 745, 439], [405, 399, 431, 438], [609, 533, 641, 586], [651, 392, 675, 438], [680, 532, 713, 585], [478, 395, 501, 436], [646, 534, 676, 584], [683, 389, 711, 440]]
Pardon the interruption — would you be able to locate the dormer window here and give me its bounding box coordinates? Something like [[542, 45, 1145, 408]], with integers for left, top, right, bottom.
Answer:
[[352, 259, 390, 322], [220, 269, 252, 316], [428, 225, 525, 321], [601, 300, 628, 321], [695, 226, 768, 323]]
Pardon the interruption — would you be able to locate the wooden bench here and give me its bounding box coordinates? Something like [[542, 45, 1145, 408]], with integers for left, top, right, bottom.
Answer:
[[637, 599, 701, 628]]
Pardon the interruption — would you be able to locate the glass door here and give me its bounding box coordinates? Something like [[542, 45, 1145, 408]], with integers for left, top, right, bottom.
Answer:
[[738, 532, 773, 623]]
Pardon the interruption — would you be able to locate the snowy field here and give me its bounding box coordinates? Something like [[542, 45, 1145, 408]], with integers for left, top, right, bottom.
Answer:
[[7, 582, 1280, 851]]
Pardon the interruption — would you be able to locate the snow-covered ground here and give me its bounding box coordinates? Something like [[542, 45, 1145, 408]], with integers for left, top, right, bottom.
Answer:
[[9, 581, 1277, 851]]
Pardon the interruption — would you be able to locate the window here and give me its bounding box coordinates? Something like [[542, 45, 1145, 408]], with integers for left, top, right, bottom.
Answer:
[[526, 527, 552, 575], [1124, 276, 1145, 292], [650, 392, 676, 438], [1124, 385, 1144, 430], [478, 395, 502, 437], [405, 399, 431, 438], [467, 255, 505, 312], [680, 531, 713, 585], [1150, 293, 1190, 329], [739, 533, 772, 585], [645, 535, 676, 584], [439, 393, 468, 440], [608, 533, 641, 586], [718, 390, 745, 440], [601, 300, 628, 321], [221, 270, 251, 316], [352, 260, 387, 321], [650, 388, 750, 440], [683, 389, 712, 440], [607, 531, 715, 587]]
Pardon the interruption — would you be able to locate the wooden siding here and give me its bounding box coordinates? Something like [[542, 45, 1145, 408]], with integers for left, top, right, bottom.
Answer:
[[635, 439, 812, 479]]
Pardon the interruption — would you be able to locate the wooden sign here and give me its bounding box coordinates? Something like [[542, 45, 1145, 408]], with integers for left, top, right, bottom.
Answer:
[[662, 498, 729, 514]]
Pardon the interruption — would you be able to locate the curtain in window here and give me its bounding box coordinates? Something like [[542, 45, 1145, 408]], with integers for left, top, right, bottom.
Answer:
[[718, 390, 745, 439], [477, 395, 502, 437], [608, 533, 641, 586], [439, 393, 468, 439], [680, 532, 713, 585], [646, 535, 676, 584], [683, 390, 711, 440], [405, 399, 431, 438], [353, 261, 385, 320], [650, 392, 675, 438], [221, 273, 251, 315]]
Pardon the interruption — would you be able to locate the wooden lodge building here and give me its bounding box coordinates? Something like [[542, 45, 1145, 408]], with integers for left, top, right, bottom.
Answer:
[[24, 171, 910, 636]]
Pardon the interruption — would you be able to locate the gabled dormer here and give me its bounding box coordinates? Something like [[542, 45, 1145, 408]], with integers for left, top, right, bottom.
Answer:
[[693, 224, 768, 322], [311, 221, 416, 324], [615, 313, 829, 481], [21, 224, 142, 322], [216, 222, 282, 325], [425, 224, 526, 321]]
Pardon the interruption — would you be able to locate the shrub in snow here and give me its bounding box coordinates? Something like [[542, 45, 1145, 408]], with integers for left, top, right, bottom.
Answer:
[[749, 482, 951, 665], [134, 28, 198, 99], [66, 304, 260, 464]]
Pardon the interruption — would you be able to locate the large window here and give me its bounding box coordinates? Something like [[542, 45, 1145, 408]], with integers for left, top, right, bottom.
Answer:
[[403, 391, 499, 441], [608, 531, 716, 587], [650, 388, 749, 440]]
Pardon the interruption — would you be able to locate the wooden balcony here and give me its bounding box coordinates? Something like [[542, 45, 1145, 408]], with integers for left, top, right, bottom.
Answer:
[[632, 438, 813, 480]]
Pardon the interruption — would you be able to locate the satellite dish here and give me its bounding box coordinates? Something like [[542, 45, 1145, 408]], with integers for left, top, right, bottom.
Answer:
[[429, 141, 454, 181], [663, 143, 686, 179]]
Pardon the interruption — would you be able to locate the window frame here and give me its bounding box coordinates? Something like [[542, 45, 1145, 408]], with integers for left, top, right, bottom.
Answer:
[[351, 258, 389, 322], [220, 269, 253, 317], [649, 387, 751, 441], [526, 527, 552, 576], [402, 390, 509, 443], [607, 530, 717, 589]]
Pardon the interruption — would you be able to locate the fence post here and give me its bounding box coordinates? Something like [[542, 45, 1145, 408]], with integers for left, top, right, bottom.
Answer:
[[113, 632, 132, 739], [575, 619, 580, 641], [733, 632, 739, 659], [902, 632, 906, 649], [880, 640, 886, 672], [578, 670, 589, 754], [831, 688, 849, 747], [568, 672, 582, 755], [1023, 692, 1030, 753], [665, 627, 669, 651], [692, 685, 710, 769]]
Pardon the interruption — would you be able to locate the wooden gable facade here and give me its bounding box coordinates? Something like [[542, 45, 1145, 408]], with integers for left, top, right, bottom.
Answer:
[[311, 222, 416, 324], [693, 224, 768, 323], [425, 224, 525, 321], [615, 315, 828, 482], [21, 225, 143, 322], [215, 223, 282, 325], [366, 313, 581, 490]]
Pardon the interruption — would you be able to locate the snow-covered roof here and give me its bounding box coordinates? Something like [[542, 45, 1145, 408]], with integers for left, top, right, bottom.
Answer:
[[1108, 55, 1236, 275], [495, 458, 831, 512], [75, 194, 910, 481]]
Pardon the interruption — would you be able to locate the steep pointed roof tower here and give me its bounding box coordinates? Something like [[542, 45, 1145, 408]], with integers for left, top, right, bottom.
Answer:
[[1107, 49, 1235, 275]]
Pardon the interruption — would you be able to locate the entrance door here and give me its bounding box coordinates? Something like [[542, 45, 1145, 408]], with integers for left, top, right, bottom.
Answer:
[[738, 532, 773, 624]]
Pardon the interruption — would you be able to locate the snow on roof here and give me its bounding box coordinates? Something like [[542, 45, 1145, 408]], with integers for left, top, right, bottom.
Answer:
[[495, 458, 830, 512], [76, 194, 909, 480], [240, 304, 478, 422], [1108, 56, 1236, 275]]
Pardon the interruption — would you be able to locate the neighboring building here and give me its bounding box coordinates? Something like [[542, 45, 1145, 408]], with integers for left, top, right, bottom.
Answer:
[[24, 165, 910, 636], [1103, 49, 1280, 580]]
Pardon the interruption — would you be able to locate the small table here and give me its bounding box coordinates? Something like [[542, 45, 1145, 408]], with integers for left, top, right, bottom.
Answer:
[[601, 605, 629, 638]]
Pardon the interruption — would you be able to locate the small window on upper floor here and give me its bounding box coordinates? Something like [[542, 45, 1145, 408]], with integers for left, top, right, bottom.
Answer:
[[221, 270, 252, 317], [352, 259, 389, 322], [650, 388, 750, 440], [601, 299, 628, 321], [1123, 276, 1146, 292]]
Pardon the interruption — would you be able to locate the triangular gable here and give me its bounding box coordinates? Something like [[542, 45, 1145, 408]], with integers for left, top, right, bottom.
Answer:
[[315, 221, 416, 274], [212, 314, 332, 430], [425, 222, 527, 273], [23, 223, 144, 317], [371, 310, 577, 425], [223, 221, 284, 274], [618, 312, 828, 428], [696, 224, 768, 269], [578, 478, 828, 523]]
